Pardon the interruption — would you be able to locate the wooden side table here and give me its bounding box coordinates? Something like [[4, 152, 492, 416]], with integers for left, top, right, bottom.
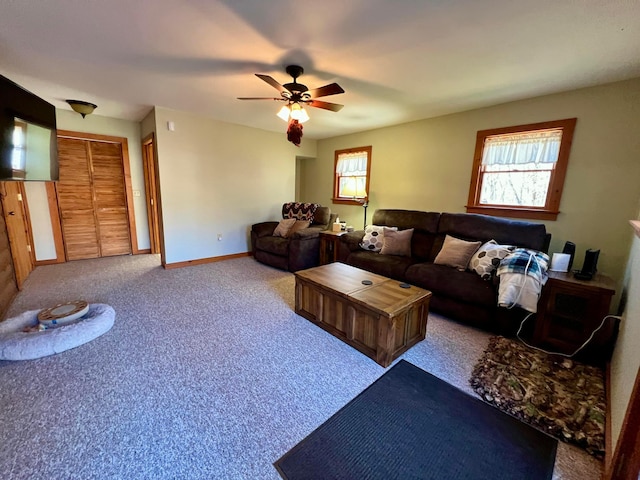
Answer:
[[319, 230, 346, 265], [532, 270, 618, 365]]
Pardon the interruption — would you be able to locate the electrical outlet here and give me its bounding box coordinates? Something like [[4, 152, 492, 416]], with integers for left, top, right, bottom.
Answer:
[[217, 234, 222, 241]]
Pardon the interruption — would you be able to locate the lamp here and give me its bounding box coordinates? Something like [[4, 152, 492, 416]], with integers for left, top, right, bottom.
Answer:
[[277, 105, 290, 121], [290, 103, 309, 123], [342, 178, 368, 228], [276, 102, 309, 123], [66, 100, 97, 118]]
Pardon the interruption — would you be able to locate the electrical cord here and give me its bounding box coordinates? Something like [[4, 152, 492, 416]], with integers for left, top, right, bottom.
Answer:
[[504, 250, 619, 358], [516, 312, 622, 358], [505, 251, 537, 310]]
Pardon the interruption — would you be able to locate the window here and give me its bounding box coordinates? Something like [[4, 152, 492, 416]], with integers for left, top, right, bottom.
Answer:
[[12, 120, 27, 176], [466, 118, 576, 221], [333, 146, 371, 205]]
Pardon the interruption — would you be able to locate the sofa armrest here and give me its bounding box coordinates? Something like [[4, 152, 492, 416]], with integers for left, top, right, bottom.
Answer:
[[291, 226, 324, 240], [340, 231, 365, 251], [252, 221, 278, 238]]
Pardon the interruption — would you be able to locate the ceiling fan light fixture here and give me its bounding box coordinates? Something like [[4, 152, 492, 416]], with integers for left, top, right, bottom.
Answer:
[[66, 99, 97, 118], [276, 105, 291, 122], [290, 103, 309, 123]]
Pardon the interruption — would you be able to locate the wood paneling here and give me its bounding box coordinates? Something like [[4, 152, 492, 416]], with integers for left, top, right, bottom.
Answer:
[[0, 197, 18, 318], [57, 134, 132, 260]]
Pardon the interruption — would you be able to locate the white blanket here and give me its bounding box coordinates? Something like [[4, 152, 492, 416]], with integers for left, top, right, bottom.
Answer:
[[498, 272, 544, 313]]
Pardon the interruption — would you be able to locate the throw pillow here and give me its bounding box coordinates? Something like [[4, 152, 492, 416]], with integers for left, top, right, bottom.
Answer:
[[469, 240, 516, 280], [380, 228, 414, 257], [360, 225, 398, 253], [433, 235, 482, 270], [286, 220, 310, 237], [273, 218, 296, 237]]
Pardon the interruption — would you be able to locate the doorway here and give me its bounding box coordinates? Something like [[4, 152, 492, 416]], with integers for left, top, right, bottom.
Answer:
[[141, 133, 162, 256]]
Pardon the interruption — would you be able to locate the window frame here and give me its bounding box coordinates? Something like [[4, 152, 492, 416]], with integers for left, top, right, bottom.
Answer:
[[466, 118, 577, 221], [332, 145, 372, 206]]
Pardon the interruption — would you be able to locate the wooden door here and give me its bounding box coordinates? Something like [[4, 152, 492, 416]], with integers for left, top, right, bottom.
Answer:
[[91, 141, 131, 256], [0, 182, 34, 288], [57, 137, 100, 260], [142, 134, 161, 254], [0, 191, 19, 313], [57, 135, 132, 260]]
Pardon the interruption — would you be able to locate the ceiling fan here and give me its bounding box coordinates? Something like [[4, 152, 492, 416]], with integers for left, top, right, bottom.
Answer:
[[237, 65, 345, 124]]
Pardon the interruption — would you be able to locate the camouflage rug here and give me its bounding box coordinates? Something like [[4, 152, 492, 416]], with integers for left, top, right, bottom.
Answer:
[[469, 336, 605, 458]]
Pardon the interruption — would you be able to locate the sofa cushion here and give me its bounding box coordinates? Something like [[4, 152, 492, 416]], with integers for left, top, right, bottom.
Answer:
[[287, 220, 310, 237], [405, 263, 497, 308], [313, 206, 331, 227], [435, 213, 547, 254], [360, 225, 397, 252], [347, 251, 417, 281], [433, 235, 481, 270], [380, 228, 414, 257], [371, 209, 440, 261], [273, 218, 296, 237], [255, 236, 289, 256]]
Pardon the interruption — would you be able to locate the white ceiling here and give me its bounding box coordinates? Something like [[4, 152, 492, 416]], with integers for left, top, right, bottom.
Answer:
[[1, 0, 639, 139]]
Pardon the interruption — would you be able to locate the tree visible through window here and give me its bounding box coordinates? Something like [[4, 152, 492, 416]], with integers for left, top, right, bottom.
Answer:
[[466, 118, 576, 221], [333, 146, 371, 205]]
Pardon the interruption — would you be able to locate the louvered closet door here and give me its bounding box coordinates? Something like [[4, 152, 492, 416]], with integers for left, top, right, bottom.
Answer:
[[91, 142, 131, 256], [57, 137, 131, 260], [58, 138, 100, 260]]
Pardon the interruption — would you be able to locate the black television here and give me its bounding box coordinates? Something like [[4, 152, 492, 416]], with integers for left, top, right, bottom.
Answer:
[[0, 74, 58, 181]]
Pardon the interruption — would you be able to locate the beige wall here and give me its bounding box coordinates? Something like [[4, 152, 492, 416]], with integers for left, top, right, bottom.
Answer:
[[610, 225, 640, 452], [25, 110, 152, 260], [153, 107, 317, 264], [304, 78, 640, 305], [303, 77, 640, 460]]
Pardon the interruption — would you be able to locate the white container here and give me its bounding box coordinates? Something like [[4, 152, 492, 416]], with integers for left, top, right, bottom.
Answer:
[[549, 253, 571, 272]]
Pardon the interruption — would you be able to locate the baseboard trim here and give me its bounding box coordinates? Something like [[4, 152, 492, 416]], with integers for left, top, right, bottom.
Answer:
[[163, 252, 251, 269], [136, 249, 152, 254], [605, 361, 612, 473], [35, 258, 65, 266]]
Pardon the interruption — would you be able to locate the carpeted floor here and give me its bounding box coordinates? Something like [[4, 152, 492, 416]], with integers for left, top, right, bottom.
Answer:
[[0, 255, 602, 479]]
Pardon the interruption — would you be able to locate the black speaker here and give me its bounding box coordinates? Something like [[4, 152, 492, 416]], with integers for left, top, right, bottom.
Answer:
[[562, 241, 576, 272], [574, 249, 599, 280]]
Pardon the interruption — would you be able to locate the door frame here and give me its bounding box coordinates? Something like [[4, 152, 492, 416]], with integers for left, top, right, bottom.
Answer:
[[141, 133, 163, 256], [0, 181, 34, 289], [606, 364, 640, 479], [55, 130, 141, 257]]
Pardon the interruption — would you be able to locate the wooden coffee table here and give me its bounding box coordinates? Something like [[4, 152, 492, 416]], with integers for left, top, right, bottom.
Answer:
[[294, 262, 432, 367]]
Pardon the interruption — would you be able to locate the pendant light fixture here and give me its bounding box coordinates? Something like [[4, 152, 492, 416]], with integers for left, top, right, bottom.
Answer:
[[66, 100, 97, 118]]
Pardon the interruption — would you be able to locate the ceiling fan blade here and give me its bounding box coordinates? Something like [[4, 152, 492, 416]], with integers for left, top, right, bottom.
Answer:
[[237, 97, 285, 101], [307, 99, 344, 112], [307, 83, 345, 98], [255, 74, 291, 94]]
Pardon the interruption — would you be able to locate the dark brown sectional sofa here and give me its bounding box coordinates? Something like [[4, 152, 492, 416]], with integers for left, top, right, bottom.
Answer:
[[336, 209, 550, 334]]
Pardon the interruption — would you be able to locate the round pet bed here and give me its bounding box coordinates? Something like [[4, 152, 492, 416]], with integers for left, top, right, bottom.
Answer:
[[0, 303, 115, 361]]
